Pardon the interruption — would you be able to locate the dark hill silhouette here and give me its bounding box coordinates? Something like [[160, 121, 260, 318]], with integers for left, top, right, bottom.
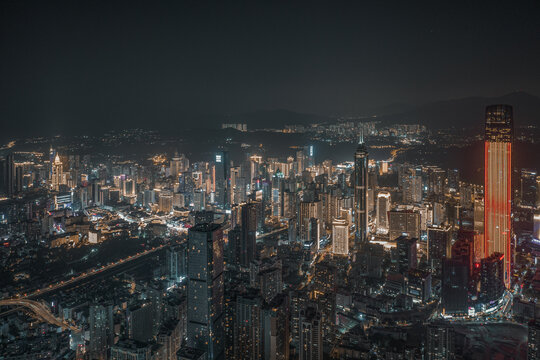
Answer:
[[374, 92, 540, 128]]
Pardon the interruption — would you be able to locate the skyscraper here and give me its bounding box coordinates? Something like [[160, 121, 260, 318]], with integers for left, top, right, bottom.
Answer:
[[354, 131, 368, 243], [233, 290, 263, 359], [520, 169, 537, 208], [187, 223, 224, 359], [480, 252, 505, 304], [126, 302, 154, 342], [1, 154, 15, 197], [215, 150, 230, 209], [427, 226, 452, 273], [426, 322, 455, 360], [332, 218, 349, 255], [441, 259, 468, 315], [299, 200, 322, 242], [397, 236, 417, 274], [299, 305, 322, 360], [229, 202, 258, 268], [170, 151, 189, 178], [262, 294, 290, 360], [159, 190, 173, 213], [50, 153, 64, 191], [304, 145, 315, 168], [88, 303, 114, 360], [388, 209, 421, 241], [402, 168, 422, 204], [166, 244, 187, 286], [484, 104, 513, 288], [376, 191, 391, 234]]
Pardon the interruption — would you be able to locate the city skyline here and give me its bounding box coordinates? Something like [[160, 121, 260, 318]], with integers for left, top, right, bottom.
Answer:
[[1, 2, 540, 360]]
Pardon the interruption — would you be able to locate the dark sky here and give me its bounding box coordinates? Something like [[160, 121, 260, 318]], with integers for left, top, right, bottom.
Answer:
[[1, 0, 540, 132]]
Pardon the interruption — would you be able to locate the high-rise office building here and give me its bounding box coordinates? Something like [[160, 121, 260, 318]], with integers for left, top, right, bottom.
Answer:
[[170, 151, 189, 179], [262, 294, 290, 360], [480, 252, 505, 304], [233, 290, 263, 359], [353, 131, 368, 243], [1, 154, 15, 196], [308, 217, 320, 253], [473, 195, 485, 261], [396, 236, 417, 274], [88, 303, 114, 360], [157, 319, 184, 360], [250, 258, 283, 303], [520, 169, 537, 208], [426, 322, 455, 360], [388, 209, 421, 241], [407, 269, 432, 303], [402, 168, 422, 204], [332, 218, 349, 255], [484, 104, 513, 288], [14, 166, 22, 193], [215, 150, 230, 209], [126, 302, 154, 342], [299, 201, 322, 242], [537, 176, 540, 208], [110, 340, 152, 360], [428, 168, 446, 196], [447, 169, 459, 193], [441, 259, 468, 315], [534, 212, 540, 242], [166, 244, 187, 286], [452, 232, 474, 276], [51, 153, 63, 191], [229, 202, 258, 268], [427, 226, 451, 273], [193, 210, 214, 226], [187, 223, 224, 359], [376, 191, 391, 234], [159, 190, 173, 213], [193, 189, 206, 211], [299, 305, 322, 360], [304, 145, 315, 168]]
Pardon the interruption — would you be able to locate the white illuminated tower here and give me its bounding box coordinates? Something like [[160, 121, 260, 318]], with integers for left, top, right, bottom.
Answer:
[[332, 218, 349, 255], [376, 191, 391, 234], [51, 153, 63, 191]]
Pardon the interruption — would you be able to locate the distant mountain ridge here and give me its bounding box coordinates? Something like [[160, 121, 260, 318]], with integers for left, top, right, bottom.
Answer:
[[1, 92, 538, 142], [224, 92, 540, 130], [372, 91, 540, 129]]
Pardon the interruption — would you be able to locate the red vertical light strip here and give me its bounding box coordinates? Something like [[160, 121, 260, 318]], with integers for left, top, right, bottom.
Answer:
[[506, 143, 512, 288], [484, 141, 489, 258]]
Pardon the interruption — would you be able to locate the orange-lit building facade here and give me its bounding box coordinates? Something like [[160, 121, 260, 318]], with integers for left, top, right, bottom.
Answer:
[[484, 105, 513, 288]]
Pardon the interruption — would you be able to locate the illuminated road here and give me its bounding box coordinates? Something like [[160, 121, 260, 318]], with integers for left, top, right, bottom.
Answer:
[[6, 244, 166, 301], [256, 226, 288, 240], [0, 299, 80, 332]]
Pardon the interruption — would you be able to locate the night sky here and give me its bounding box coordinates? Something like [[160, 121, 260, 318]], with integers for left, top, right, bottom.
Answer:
[[1, 1, 540, 133]]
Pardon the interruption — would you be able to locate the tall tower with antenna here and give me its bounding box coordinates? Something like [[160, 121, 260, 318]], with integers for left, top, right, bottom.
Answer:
[[354, 127, 369, 243]]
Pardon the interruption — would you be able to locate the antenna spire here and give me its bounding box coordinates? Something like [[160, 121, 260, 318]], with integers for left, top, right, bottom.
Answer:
[[358, 126, 364, 145]]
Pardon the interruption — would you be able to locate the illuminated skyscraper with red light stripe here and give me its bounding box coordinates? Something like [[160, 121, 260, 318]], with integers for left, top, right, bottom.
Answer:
[[484, 104, 513, 288]]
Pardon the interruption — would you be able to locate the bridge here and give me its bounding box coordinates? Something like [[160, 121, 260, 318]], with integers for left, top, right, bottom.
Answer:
[[0, 299, 81, 332]]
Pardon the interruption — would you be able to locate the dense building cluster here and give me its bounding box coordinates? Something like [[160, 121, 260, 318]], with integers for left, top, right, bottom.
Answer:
[[0, 105, 539, 359]]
